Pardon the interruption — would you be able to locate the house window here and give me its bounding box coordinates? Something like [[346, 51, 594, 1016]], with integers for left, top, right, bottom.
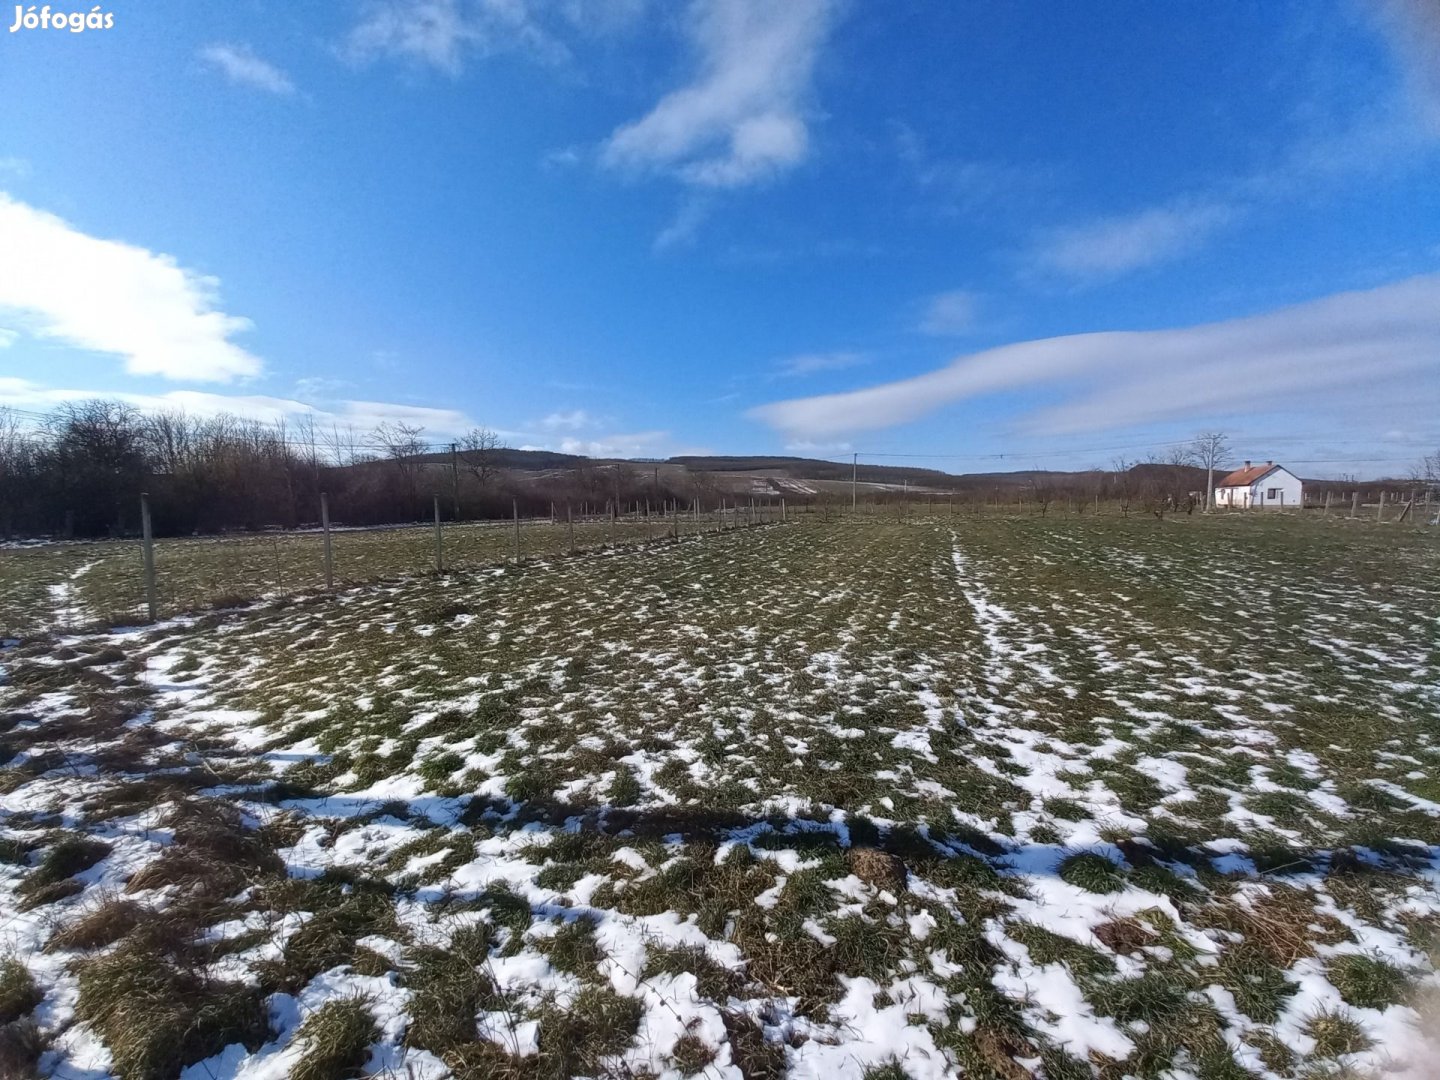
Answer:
[[1267, 488, 1279, 499]]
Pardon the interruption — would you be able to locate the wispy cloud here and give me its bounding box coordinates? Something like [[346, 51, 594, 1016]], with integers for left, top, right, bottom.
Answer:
[[1366, 0, 1440, 135], [749, 273, 1440, 438], [0, 378, 477, 437], [917, 289, 982, 336], [0, 193, 262, 382], [0, 157, 29, 178], [774, 351, 867, 378], [601, 0, 837, 189], [1028, 199, 1238, 284], [199, 43, 297, 95], [343, 0, 567, 74], [894, 123, 1048, 218], [1024, 7, 1440, 287]]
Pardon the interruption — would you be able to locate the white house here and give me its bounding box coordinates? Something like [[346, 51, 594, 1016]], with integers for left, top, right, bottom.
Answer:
[[1214, 461, 1303, 509]]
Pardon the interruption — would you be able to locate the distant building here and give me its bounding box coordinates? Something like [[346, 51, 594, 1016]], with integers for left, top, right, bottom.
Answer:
[[1214, 460, 1303, 509]]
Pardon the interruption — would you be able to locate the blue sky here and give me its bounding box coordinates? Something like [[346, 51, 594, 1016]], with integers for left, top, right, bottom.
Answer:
[[1, 0, 1438, 476]]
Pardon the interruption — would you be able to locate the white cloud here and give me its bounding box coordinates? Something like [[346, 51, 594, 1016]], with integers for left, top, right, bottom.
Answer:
[[0, 193, 262, 382], [0, 328, 16, 349], [653, 196, 713, 251], [775, 351, 866, 378], [541, 146, 583, 171], [0, 157, 29, 178], [556, 430, 670, 457], [1029, 199, 1237, 283], [601, 0, 836, 188], [539, 409, 594, 430], [784, 438, 851, 454], [293, 376, 354, 398], [199, 43, 297, 95], [917, 289, 981, 336], [0, 378, 477, 438], [1367, 0, 1440, 135], [749, 273, 1440, 439], [343, 0, 567, 74]]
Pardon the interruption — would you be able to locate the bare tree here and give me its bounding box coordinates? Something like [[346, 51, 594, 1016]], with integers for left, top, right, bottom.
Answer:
[[1027, 475, 1054, 517], [1111, 457, 1136, 516], [459, 426, 502, 492], [1412, 447, 1440, 487], [0, 408, 40, 539], [320, 422, 359, 467], [1191, 432, 1230, 511]]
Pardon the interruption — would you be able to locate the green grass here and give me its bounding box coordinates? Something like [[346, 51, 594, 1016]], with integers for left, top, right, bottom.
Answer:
[[1058, 852, 1127, 893], [1326, 953, 1415, 1010]]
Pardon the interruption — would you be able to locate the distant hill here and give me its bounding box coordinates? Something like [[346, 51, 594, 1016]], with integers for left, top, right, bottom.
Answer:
[[398, 448, 1216, 495]]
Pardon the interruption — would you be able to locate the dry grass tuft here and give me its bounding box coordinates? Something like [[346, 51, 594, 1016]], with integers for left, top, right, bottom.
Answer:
[[721, 1010, 786, 1080], [0, 1018, 46, 1080], [848, 847, 906, 892], [290, 997, 378, 1080], [671, 1030, 718, 1075], [403, 924, 498, 1057], [16, 833, 111, 901], [46, 895, 144, 952], [75, 939, 268, 1079], [1092, 917, 1154, 955], [128, 799, 282, 898], [0, 959, 42, 1024]]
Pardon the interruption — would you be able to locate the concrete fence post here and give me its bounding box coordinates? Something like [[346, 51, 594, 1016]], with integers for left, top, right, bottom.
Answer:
[[140, 492, 157, 624], [567, 502, 575, 554], [513, 499, 521, 564], [1377, 491, 1385, 522], [321, 492, 334, 589], [433, 494, 443, 572]]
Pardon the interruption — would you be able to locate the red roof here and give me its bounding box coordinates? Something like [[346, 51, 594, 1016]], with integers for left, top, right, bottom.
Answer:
[[1217, 463, 1279, 487]]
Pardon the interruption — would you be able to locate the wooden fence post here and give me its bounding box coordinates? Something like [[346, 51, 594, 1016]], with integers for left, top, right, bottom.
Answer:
[[513, 499, 521, 564], [567, 503, 575, 554]]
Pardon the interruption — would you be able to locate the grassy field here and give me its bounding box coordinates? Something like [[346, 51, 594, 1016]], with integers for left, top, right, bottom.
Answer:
[[0, 512, 1437, 1079]]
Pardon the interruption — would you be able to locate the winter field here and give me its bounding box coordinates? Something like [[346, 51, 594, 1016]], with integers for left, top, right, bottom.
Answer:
[[0, 512, 1437, 1080], [0, 515, 714, 638]]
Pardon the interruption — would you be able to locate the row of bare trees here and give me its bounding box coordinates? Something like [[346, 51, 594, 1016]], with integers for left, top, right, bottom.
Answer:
[[0, 403, 520, 539], [0, 402, 758, 540]]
